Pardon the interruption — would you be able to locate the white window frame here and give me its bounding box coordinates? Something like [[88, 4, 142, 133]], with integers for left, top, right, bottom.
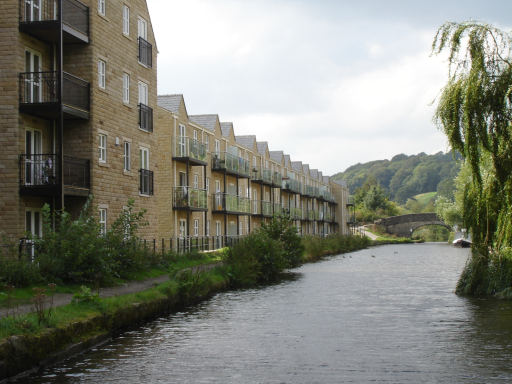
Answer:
[[122, 73, 130, 104], [179, 219, 187, 238], [140, 147, 149, 170], [138, 16, 147, 40], [123, 141, 131, 171], [215, 221, 221, 237], [206, 220, 210, 236], [99, 208, 107, 235], [138, 80, 148, 105], [98, 0, 105, 16], [98, 59, 106, 89], [204, 134, 209, 149], [206, 178, 210, 194], [193, 174, 199, 189], [194, 219, 199, 237], [122, 5, 130, 36], [193, 130, 198, 141], [99, 134, 107, 163], [214, 139, 220, 155]]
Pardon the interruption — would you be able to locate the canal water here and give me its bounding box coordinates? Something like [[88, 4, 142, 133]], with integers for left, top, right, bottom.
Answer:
[[16, 243, 512, 383]]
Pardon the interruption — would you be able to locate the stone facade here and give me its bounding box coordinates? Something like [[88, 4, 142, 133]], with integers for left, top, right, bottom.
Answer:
[[0, 0, 351, 249]]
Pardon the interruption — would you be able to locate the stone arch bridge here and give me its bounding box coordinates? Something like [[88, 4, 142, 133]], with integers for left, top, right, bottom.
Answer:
[[375, 213, 451, 238]]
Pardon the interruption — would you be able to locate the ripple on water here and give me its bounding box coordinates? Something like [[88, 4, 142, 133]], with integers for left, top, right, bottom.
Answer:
[[14, 244, 512, 383]]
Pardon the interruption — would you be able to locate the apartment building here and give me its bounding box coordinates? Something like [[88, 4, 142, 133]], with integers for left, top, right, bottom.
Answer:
[[0, 0, 158, 242], [0, 0, 350, 250], [156, 94, 350, 249]]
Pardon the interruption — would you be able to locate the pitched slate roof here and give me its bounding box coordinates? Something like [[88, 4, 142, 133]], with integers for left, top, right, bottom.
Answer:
[[158, 94, 185, 115], [235, 135, 256, 150], [189, 115, 218, 132], [220, 122, 233, 138], [323, 176, 330, 184], [310, 169, 319, 179], [256, 141, 269, 156], [303, 164, 310, 175], [291, 161, 303, 173], [269, 151, 284, 163], [333, 179, 347, 187]]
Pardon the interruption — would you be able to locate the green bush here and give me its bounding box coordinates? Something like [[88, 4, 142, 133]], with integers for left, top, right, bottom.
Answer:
[[224, 232, 285, 287], [259, 216, 304, 268]]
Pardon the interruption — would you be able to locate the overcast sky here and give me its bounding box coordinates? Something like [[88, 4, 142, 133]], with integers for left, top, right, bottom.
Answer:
[[147, 0, 511, 175]]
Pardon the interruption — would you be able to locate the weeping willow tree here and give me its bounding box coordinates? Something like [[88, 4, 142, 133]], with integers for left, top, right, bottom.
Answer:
[[433, 22, 512, 254]]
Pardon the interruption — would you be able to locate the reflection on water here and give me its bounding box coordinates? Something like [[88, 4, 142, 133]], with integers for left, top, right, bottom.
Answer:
[[16, 243, 512, 383]]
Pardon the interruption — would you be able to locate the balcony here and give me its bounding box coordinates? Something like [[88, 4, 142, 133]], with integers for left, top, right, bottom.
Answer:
[[251, 200, 273, 217], [211, 152, 250, 178], [272, 172, 282, 187], [19, 0, 89, 44], [251, 167, 273, 185], [19, 71, 90, 119], [306, 210, 315, 221], [138, 37, 152, 67], [139, 169, 153, 195], [290, 207, 302, 220], [304, 185, 315, 197], [212, 193, 251, 215], [173, 137, 208, 166], [273, 203, 282, 216], [173, 187, 207, 211], [282, 178, 301, 194], [138, 103, 153, 132], [19, 153, 90, 196], [346, 196, 355, 207]]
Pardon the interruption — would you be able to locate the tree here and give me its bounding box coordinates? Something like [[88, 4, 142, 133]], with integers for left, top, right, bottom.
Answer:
[[433, 22, 512, 252]]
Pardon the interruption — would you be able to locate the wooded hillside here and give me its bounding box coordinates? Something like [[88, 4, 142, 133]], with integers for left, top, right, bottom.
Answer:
[[332, 152, 461, 203]]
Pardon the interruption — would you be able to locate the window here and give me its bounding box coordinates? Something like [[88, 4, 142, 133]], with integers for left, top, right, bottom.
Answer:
[[99, 208, 107, 235], [193, 130, 198, 141], [123, 141, 131, 171], [215, 139, 220, 155], [204, 135, 209, 149], [98, 59, 106, 89], [24, 49, 42, 103], [122, 5, 130, 35], [215, 221, 221, 236], [193, 174, 198, 189], [138, 16, 147, 40], [253, 156, 257, 168], [98, 0, 105, 16], [179, 219, 187, 238], [140, 147, 149, 170], [194, 219, 199, 237], [138, 81, 148, 105], [99, 134, 106, 163], [122, 73, 130, 104], [206, 178, 209, 194], [206, 220, 210, 236], [239, 221, 243, 236], [24, 0, 41, 21]]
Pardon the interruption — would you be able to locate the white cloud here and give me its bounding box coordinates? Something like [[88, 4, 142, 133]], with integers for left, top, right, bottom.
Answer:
[[147, 0, 482, 174]]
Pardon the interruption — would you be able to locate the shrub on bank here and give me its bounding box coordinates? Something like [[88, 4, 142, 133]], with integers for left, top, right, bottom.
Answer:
[[302, 234, 371, 262], [457, 248, 512, 297]]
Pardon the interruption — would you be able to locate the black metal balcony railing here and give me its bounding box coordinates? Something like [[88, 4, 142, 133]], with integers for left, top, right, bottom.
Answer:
[[138, 37, 152, 67], [139, 169, 153, 195], [173, 187, 207, 210], [63, 155, 89, 189], [138, 103, 153, 132], [19, 0, 89, 39], [20, 154, 56, 186], [19, 153, 90, 190], [19, 71, 90, 112]]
